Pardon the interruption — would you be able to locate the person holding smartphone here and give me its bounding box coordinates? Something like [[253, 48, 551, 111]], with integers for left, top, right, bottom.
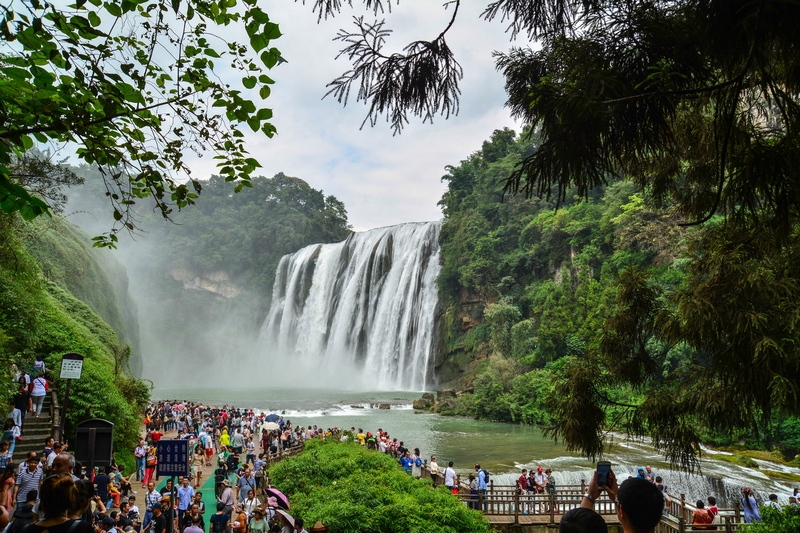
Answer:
[[581, 464, 664, 533]]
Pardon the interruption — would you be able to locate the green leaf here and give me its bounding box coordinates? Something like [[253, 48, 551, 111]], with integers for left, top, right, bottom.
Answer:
[[88, 11, 101, 27], [105, 2, 121, 17], [259, 86, 270, 99], [242, 76, 257, 89]]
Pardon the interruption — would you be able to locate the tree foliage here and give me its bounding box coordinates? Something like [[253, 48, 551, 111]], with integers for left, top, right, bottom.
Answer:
[[0, 0, 283, 245]]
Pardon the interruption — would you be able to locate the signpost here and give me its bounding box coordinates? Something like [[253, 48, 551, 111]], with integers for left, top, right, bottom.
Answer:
[[157, 440, 189, 533], [59, 353, 84, 437]]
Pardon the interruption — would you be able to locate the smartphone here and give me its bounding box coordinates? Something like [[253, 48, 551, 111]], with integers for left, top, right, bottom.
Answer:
[[596, 461, 611, 487]]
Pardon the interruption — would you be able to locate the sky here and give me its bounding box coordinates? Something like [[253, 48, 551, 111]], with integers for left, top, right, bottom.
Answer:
[[192, 0, 524, 232]]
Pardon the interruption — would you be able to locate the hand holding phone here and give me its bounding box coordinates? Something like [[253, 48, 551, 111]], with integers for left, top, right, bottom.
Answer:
[[596, 461, 612, 488]]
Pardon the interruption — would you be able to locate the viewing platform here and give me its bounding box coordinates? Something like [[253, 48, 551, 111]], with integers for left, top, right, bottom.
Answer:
[[257, 442, 747, 533]]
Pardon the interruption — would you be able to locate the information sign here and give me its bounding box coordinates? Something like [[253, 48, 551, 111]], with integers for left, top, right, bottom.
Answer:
[[60, 353, 84, 379], [157, 440, 189, 477]]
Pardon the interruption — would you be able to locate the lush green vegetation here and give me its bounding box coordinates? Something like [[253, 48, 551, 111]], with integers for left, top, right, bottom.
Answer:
[[741, 505, 800, 533], [269, 439, 489, 533], [435, 128, 800, 463], [0, 214, 148, 465]]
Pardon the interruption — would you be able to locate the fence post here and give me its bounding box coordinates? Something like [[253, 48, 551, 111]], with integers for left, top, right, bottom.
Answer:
[[549, 493, 555, 523], [680, 493, 686, 522], [514, 490, 520, 525], [581, 479, 586, 494], [678, 517, 685, 533]]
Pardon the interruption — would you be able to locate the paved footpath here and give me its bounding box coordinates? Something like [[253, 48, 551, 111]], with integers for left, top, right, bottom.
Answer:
[[144, 429, 224, 532]]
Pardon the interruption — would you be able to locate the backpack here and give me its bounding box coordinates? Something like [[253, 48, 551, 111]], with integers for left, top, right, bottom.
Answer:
[[211, 516, 227, 533], [480, 469, 490, 484], [214, 468, 226, 483]]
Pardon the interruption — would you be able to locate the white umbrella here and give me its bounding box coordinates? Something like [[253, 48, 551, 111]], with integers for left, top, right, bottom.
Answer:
[[262, 422, 280, 431], [275, 509, 294, 527]]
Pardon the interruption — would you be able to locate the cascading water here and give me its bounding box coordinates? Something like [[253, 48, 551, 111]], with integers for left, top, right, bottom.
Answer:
[[257, 221, 441, 390]]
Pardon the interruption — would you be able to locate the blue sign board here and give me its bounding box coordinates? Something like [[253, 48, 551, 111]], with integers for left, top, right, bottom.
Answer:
[[157, 440, 189, 477]]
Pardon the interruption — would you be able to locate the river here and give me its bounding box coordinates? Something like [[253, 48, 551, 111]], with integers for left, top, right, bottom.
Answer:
[[152, 387, 799, 507]]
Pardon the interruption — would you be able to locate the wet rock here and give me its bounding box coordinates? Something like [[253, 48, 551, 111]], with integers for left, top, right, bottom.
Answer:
[[378, 403, 390, 409], [350, 405, 364, 409], [437, 389, 457, 401], [413, 396, 433, 410]]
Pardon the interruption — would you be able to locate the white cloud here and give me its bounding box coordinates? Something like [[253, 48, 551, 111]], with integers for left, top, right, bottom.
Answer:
[[186, 0, 523, 231]]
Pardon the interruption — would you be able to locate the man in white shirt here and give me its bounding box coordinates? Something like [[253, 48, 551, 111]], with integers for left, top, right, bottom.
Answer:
[[443, 461, 456, 489], [46, 442, 65, 472]]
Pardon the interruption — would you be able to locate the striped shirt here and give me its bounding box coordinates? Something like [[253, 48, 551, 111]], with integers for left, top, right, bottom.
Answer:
[[15, 468, 42, 502]]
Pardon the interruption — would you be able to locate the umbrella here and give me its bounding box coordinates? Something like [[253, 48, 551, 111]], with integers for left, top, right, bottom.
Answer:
[[262, 422, 280, 431], [265, 413, 280, 422], [275, 509, 294, 527], [266, 487, 290, 510]]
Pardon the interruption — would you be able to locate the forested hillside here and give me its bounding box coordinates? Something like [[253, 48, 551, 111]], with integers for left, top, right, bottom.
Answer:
[[0, 214, 148, 461], [434, 129, 800, 458]]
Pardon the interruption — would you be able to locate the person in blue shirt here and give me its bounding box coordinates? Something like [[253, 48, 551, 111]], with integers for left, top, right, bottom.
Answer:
[[177, 477, 196, 527], [475, 464, 487, 511], [400, 451, 413, 474]]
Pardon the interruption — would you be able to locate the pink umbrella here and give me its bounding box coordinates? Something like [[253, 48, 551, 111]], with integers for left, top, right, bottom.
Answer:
[[266, 487, 290, 510]]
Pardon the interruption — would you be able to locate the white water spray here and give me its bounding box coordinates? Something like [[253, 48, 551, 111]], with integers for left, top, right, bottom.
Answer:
[[257, 222, 441, 390]]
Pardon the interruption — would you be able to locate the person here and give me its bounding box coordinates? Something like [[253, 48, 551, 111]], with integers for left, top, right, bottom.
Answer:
[[517, 469, 530, 514], [94, 467, 111, 508], [400, 451, 413, 475], [209, 503, 229, 533], [645, 477, 666, 516], [545, 468, 557, 514], [644, 465, 655, 482], [235, 470, 256, 503], [213, 462, 227, 499], [3, 421, 20, 456], [356, 429, 365, 447], [231, 505, 246, 533], [149, 504, 167, 533], [741, 488, 762, 523], [14, 456, 43, 513], [19, 475, 93, 533], [11, 378, 28, 430], [192, 493, 206, 516], [581, 468, 663, 533], [468, 473, 479, 510], [706, 496, 718, 526], [1, 465, 16, 510], [691, 500, 713, 530], [559, 507, 608, 533], [534, 466, 547, 494], [28, 376, 47, 419], [183, 514, 204, 533], [142, 482, 160, 531], [159, 495, 176, 533], [767, 493, 780, 509], [429, 457, 440, 475], [475, 464, 487, 510], [294, 517, 307, 533], [241, 490, 260, 518], [176, 478, 195, 525], [0, 441, 12, 469], [411, 448, 422, 478], [143, 448, 157, 488], [33, 355, 46, 377], [180, 504, 205, 533], [217, 480, 234, 516], [7, 493, 35, 533], [134, 440, 147, 482], [636, 467, 646, 479], [230, 430, 244, 456], [244, 439, 255, 467], [248, 508, 267, 533], [443, 461, 456, 490]]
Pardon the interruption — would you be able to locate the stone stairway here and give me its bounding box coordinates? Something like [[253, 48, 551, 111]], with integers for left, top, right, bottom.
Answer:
[[13, 395, 53, 462]]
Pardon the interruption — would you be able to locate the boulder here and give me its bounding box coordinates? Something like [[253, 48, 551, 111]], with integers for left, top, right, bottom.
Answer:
[[437, 389, 457, 401], [421, 392, 435, 401], [413, 396, 434, 410], [378, 403, 390, 410]]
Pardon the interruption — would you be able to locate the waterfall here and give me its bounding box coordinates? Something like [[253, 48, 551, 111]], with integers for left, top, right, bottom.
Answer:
[[257, 221, 442, 390]]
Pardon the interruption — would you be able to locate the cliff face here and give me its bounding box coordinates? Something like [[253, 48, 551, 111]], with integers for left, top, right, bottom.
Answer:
[[170, 266, 243, 299]]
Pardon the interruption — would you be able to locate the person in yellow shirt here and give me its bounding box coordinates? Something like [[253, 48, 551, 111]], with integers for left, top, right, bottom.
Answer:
[[356, 429, 366, 446]]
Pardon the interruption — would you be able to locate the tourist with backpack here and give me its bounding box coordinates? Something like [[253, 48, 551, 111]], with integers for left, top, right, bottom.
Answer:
[[475, 464, 488, 511]]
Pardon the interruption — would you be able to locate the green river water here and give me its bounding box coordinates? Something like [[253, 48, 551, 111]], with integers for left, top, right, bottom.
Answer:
[[152, 387, 800, 507]]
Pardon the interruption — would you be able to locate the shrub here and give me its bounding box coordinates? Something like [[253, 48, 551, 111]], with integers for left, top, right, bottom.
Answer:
[[269, 440, 490, 533]]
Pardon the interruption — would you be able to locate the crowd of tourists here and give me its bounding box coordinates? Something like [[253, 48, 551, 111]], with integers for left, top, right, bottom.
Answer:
[[2, 392, 799, 533]]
